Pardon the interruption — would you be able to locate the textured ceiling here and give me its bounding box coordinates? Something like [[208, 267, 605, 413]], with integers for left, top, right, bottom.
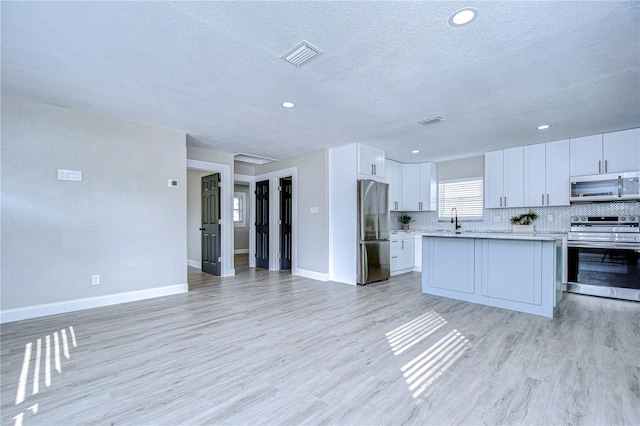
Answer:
[[2, 1, 639, 163]]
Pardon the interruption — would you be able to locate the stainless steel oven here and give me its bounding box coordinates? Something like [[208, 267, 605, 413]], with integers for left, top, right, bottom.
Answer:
[[567, 216, 640, 301]]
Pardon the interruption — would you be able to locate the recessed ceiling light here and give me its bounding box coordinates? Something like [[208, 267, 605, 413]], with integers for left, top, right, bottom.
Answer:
[[537, 124, 550, 130], [449, 7, 478, 27], [412, 150, 420, 154], [282, 102, 296, 108]]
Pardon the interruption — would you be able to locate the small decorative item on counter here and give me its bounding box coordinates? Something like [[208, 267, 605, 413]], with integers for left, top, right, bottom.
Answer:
[[399, 213, 414, 230], [510, 210, 539, 233]]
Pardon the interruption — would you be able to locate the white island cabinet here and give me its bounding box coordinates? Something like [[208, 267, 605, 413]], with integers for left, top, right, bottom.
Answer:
[[422, 233, 563, 318]]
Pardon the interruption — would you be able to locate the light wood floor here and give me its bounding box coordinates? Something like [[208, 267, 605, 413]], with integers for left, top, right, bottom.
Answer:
[[2, 255, 639, 425]]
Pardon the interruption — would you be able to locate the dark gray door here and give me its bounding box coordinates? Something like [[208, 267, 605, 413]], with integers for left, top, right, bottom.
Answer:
[[279, 177, 292, 270], [256, 180, 269, 269], [201, 173, 221, 275]]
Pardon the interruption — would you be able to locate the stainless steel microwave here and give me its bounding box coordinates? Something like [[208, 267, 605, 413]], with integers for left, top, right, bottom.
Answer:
[[570, 171, 640, 202]]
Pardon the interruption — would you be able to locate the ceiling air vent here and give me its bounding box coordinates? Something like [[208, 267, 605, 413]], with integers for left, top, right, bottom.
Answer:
[[280, 41, 323, 67], [418, 116, 445, 126], [234, 153, 278, 165]]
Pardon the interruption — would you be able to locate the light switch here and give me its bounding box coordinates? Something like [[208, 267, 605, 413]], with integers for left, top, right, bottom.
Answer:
[[310, 207, 319, 214], [547, 214, 554, 222]]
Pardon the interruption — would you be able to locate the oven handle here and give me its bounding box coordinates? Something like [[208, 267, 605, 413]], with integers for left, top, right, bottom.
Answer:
[[567, 241, 640, 251]]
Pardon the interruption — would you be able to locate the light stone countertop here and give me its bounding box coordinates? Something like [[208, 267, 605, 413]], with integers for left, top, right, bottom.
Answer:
[[414, 230, 566, 241]]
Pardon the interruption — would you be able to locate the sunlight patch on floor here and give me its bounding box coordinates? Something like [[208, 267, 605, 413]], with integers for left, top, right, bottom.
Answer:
[[387, 313, 470, 399], [402, 329, 469, 398], [12, 326, 78, 426], [385, 310, 447, 356]]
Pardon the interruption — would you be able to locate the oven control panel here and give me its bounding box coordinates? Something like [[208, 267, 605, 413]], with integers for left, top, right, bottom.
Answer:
[[570, 216, 638, 225]]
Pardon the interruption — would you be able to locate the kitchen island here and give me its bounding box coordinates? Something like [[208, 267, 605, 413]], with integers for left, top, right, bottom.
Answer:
[[420, 232, 564, 318]]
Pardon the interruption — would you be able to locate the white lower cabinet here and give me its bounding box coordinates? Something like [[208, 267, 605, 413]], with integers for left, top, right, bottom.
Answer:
[[413, 234, 422, 272], [391, 232, 414, 276], [422, 235, 562, 318]]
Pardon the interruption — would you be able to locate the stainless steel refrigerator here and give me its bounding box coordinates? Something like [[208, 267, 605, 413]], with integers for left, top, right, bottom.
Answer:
[[357, 179, 390, 285]]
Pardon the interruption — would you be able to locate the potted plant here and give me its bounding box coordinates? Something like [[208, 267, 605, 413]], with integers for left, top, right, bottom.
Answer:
[[399, 213, 414, 230], [510, 210, 539, 233]]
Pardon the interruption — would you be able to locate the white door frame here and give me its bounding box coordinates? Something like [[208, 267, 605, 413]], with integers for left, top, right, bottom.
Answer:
[[234, 173, 256, 267], [187, 159, 235, 277]]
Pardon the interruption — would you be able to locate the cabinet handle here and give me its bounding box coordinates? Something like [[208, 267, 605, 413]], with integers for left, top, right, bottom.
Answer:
[[401, 240, 404, 249], [598, 160, 602, 174], [504, 196, 507, 207], [419, 201, 422, 211], [604, 160, 608, 173], [546, 194, 549, 205], [541, 194, 545, 205], [499, 196, 502, 207], [371, 164, 375, 175]]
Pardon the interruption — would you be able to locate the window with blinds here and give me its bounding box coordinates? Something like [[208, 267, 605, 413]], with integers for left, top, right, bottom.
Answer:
[[438, 177, 484, 220]]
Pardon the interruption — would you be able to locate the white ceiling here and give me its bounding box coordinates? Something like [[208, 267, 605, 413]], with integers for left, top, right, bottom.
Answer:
[[2, 1, 639, 163]]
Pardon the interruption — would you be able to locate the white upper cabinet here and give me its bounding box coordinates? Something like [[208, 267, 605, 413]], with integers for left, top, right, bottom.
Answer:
[[570, 134, 604, 176], [603, 128, 640, 173], [570, 129, 639, 176], [421, 162, 438, 212], [545, 139, 570, 206], [402, 164, 422, 211], [485, 147, 524, 208], [357, 144, 385, 179], [524, 140, 570, 207], [523, 143, 546, 206], [402, 162, 437, 211], [386, 159, 404, 211], [485, 150, 504, 208], [503, 147, 524, 208]]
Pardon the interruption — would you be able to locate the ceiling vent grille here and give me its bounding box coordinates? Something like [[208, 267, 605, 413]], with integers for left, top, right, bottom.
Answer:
[[280, 41, 323, 67], [234, 153, 278, 165], [418, 116, 445, 126]]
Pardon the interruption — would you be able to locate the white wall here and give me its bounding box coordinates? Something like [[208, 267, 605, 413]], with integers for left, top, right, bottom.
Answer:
[[256, 149, 329, 278], [438, 155, 484, 180], [1, 96, 187, 320], [328, 144, 358, 285], [233, 184, 250, 252], [186, 147, 235, 276]]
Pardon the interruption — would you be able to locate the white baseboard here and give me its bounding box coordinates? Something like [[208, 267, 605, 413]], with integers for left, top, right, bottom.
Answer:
[[391, 267, 414, 277], [187, 259, 201, 269], [234, 249, 249, 254], [0, 284, 188, 324], [293, 268, 330, 282]]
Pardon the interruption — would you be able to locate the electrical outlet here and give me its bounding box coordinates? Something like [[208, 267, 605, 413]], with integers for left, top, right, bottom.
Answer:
[[547, 214, 554, 222], [493, 215, 502, 222], [91, 275, 100, 286]]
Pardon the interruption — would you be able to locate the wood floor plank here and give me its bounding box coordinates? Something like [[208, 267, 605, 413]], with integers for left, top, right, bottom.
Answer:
[[2, 255, 639, 425]]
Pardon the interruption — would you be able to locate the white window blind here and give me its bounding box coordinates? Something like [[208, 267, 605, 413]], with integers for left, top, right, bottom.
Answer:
[[438, 177, 484, 220]]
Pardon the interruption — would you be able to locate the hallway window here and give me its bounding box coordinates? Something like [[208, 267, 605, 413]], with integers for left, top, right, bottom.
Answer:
[[234, 192, 247, 227]]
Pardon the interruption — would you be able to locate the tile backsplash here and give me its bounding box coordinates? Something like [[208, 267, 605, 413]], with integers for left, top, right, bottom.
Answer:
[[391, 201, 640, 233]]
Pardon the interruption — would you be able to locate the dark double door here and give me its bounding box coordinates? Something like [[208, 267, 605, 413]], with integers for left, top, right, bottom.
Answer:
[[255, 180, 270, 269], [201, 173, 221, 275], [255, 178, 292, 270], [279, 177, 292, 270]]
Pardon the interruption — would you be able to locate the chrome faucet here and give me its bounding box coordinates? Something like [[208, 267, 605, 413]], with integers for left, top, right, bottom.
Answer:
[[451, 207, 461, 231]]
